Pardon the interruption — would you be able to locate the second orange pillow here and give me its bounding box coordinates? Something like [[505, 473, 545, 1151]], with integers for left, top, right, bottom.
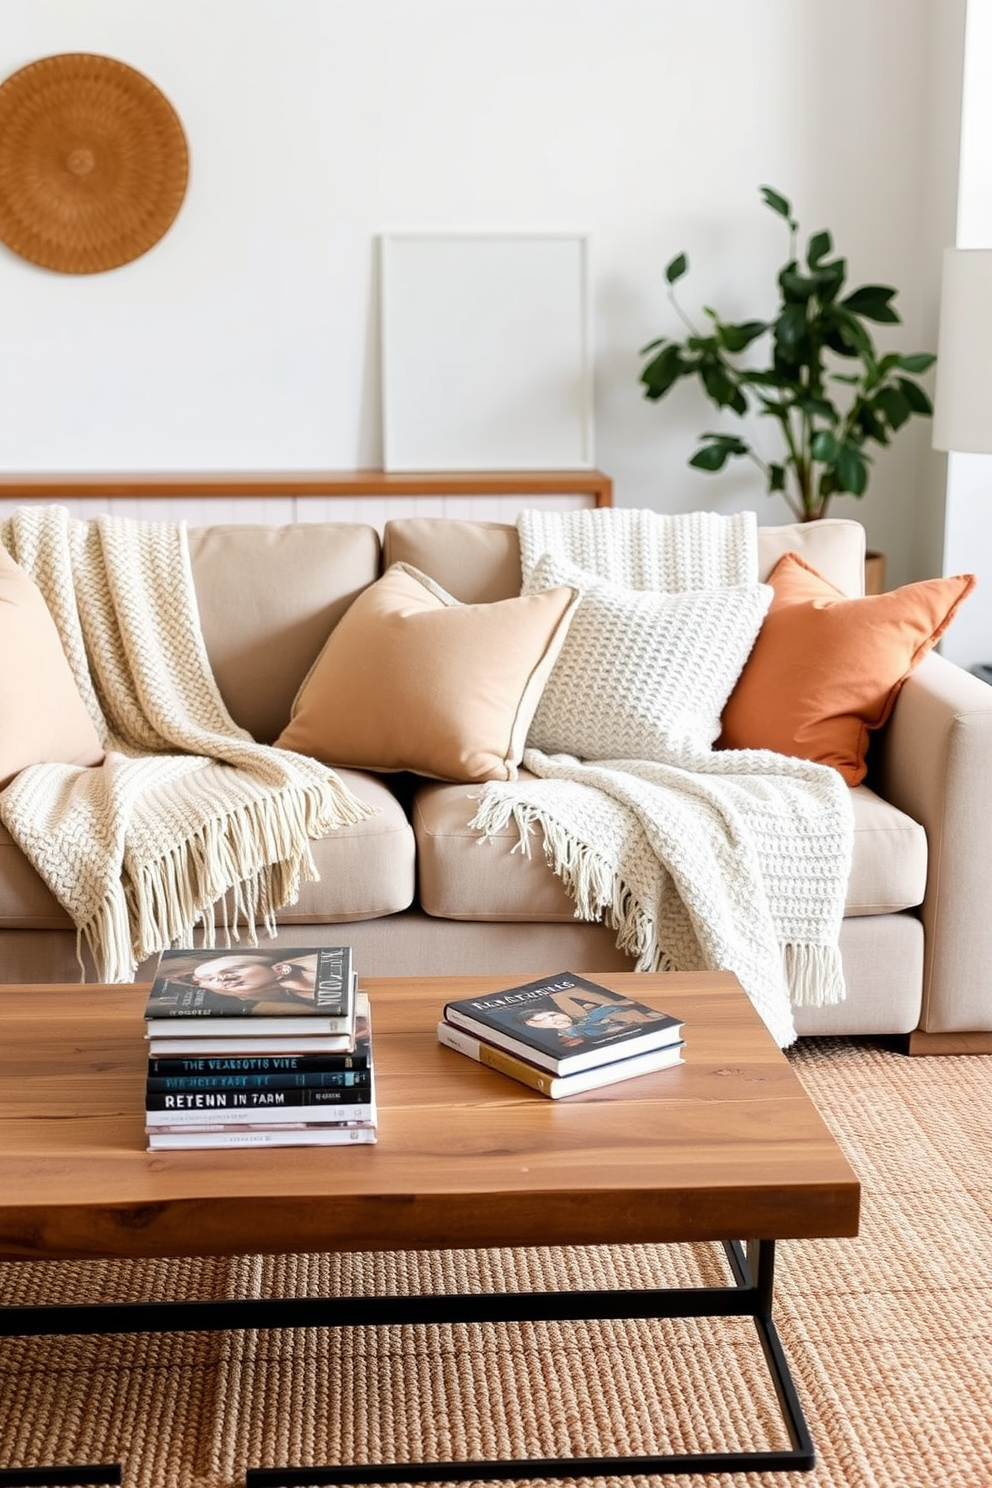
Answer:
[[717, 552, 976, 785]]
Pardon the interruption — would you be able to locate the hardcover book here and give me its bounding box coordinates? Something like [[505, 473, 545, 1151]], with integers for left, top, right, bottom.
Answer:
[[147, 1032, 356, 1056], [143, 946, 355, 1036], [145, 1068, 371, 1093], [146, 1123, 378, 1150], [144, 1083, 377, 1127], [442, 972, 683, 1075], [147, 987, 369, 1057], [436, 1019, 684, 1097], [147, 1046, 371, 1076]]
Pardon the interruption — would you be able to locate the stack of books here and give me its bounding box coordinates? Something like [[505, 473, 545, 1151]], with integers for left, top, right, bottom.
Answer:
[[143, 945, 376, 1149], [437, 971, 684, 1098]]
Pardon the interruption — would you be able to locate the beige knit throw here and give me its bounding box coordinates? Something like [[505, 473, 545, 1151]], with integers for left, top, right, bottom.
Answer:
[[0, 506, 373, 982], [470, 508, 855, 1049]]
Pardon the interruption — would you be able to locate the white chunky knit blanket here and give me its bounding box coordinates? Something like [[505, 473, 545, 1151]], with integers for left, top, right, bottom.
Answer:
[[0, 506, 373, 982], [469, 508, 855, 1047]]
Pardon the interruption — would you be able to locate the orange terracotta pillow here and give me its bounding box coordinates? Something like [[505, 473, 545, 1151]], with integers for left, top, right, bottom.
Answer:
[[0, 547, 104, 790], [275, 563, 579, 782], [717, 552, 976, 785]]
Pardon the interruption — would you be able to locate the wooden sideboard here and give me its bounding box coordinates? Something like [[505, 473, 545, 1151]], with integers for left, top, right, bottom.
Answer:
[[0, 468, 613, 529]]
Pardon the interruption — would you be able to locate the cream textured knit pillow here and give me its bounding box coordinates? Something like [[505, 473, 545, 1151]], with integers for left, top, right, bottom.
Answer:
[[526, 553, 772, 762], [0, 546, 104, 789], [275, 563, 579, 782]]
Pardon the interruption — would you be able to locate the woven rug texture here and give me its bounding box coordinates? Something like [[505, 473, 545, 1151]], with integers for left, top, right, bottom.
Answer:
[[1, 1037, 991, 1487]]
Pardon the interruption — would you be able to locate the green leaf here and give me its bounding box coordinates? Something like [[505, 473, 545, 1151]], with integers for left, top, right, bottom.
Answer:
[[700, 358, 744, 411], [739, 368, 791, 389], [666, 252, 688, 285], [780, 266, 822, 302], [841, 285, 900, 324], [768, 463, 787, 492], [794, 394, 837, 421], [689, 433, 750, 471], [775, 303, 808, 350], [640, 343, 686, 400], [760, 186, 793, 222], [897, 377, 933, 415], [824, 308, 873, 357], [834, 443, 869, 495], [639, 336, 668, 356], [896, 352, 937, 374], [874, 385, 913, 431], [807, 231, 832, 268], [855, 404, 890, 444], [812, 258, 847, 303], [811, 430, 841, 462], [716, 319, 767, 353], [829, 372, 862, 385]]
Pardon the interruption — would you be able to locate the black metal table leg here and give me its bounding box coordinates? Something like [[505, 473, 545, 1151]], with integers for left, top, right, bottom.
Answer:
[[2, 1240, 815, 1486], [246, 1239, 816, 1485]]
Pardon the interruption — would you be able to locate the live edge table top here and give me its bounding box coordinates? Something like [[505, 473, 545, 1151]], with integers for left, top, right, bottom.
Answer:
[[0, 972, 860, 1263]]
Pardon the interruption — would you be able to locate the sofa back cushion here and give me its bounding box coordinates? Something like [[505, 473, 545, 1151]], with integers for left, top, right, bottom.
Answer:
[[188, 522, 380, 742], [383, 514, 868, 601]]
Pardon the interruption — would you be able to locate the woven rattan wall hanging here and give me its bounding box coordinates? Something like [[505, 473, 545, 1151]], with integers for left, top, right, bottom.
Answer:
[[0, 52, 188, 274]]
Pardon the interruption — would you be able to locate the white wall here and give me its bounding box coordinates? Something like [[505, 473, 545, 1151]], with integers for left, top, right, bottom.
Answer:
[[941, 0, 992, 669], [0, 0, 963, 587]]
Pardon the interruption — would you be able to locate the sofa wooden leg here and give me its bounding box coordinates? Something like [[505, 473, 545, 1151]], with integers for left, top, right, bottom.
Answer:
[[906, 1029, 992, 1055]]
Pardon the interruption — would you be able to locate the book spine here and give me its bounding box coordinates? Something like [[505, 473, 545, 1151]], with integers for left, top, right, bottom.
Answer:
[[145, 1100, 376, 1126], [314, 946, 354, 1018], [147, 1125, 377, 1150], [437, 1021, 558, 1094], [147, 1052, 371, 1075], [146, 1085, 374, 1115], [146, 1069, 371, 1093], [144, 1018, 353, 1036]]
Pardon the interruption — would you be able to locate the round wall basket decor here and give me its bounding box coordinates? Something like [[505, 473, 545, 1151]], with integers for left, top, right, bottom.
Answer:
[[0, 52, 188, 274]]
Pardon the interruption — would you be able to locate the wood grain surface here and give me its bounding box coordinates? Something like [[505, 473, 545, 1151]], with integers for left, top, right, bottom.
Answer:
[[0, 468, 613, 504], [0, 972, 859, 1262]]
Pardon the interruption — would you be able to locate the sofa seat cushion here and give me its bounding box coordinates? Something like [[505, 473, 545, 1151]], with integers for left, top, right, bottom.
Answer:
[[413, 777, 927, 922], [0, 769, 414, 931]]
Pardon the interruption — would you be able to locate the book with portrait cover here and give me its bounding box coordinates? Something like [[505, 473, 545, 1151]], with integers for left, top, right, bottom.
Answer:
[[143, 946, 355, 1037], [442, 972, 683, 1075]]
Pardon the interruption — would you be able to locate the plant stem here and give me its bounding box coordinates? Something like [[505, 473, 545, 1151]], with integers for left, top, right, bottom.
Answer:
[[667, 286, 701, 339]]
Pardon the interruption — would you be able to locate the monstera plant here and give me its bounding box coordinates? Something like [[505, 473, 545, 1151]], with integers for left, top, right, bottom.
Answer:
[[639, 187, 936, 522]]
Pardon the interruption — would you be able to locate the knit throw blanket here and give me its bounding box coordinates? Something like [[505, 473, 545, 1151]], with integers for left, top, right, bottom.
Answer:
[[0, 507, 374, 982], [469, 508, 855, 1048]]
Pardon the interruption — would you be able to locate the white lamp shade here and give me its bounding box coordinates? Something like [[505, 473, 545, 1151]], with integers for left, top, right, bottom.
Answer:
[[933, 247, 992, 453]]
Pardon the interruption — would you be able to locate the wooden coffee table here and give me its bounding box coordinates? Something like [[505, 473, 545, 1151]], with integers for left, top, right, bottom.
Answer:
[[0, 971, 859, 1487]]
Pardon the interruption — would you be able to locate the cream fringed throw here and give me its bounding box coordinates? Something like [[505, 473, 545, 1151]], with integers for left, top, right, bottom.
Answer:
[[469, 508, 855, 1048], [0, 507, 374, 982]]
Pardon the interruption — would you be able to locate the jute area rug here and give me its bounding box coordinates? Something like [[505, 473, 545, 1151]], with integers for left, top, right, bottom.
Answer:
[[2, 1037, 991, 1488]]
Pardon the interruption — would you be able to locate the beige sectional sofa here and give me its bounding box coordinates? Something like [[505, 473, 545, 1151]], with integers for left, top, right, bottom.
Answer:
[[3, 511, 991, 1051]]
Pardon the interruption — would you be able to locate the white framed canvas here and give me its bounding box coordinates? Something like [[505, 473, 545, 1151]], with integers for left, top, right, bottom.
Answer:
[[379, 232, 593, 471]]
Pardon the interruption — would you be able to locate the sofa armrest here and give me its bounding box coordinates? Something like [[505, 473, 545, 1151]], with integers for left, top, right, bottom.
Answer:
[[874, 652, 992, 1035]]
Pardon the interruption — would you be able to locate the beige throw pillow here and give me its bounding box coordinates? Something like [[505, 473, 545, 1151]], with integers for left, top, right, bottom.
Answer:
[[275, 563, 579, 782], [0, 547, 104, 789]]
